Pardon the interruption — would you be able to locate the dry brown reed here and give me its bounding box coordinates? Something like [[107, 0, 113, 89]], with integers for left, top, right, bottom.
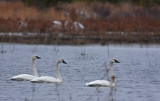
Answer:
[[0, 1, 160, 44]]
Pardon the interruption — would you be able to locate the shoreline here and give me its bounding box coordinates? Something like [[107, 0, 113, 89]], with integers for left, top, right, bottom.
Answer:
[[0, 32, 160, 45], [0, 2, 160, 45]]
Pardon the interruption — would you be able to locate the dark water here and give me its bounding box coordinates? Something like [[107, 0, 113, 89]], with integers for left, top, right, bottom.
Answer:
[[0, 43, 160, 101]]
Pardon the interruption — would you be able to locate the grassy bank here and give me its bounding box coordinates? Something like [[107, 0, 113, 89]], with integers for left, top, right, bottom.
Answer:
[[0, 1, 160, 44]]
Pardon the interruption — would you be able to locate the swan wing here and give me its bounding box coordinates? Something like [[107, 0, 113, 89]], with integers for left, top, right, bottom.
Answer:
[[10, 74, 36, 81], [31, 76, 61, 83], [86, 80, 111, 87]]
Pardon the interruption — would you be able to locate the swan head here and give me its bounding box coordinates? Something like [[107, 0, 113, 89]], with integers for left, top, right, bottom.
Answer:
[[58, 58, 67, 64], [110, 58, 120, 64], [32, 55, 41, 60]]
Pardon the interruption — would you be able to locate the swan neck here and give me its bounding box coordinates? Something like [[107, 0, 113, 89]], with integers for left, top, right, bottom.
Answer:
[[110, 62, 114, 76], [32, 59, 38, 77], [56, 61, 62, 82], [110, 62, 115, 83]]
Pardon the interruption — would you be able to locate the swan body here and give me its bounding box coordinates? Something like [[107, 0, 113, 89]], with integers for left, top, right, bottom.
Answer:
[[30, 76, 61, 83], [86, 80, 112, 87], [10, 55, 40, 81], [10, 74, 37, 81], [31, 58, 67, 83], [86, 58, 120, 87]]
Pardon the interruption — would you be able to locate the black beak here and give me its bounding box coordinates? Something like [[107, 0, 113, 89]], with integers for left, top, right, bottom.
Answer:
[[36, 56, 41, 59], [115, 59, 120, 63], [63, 60, 67, 64]]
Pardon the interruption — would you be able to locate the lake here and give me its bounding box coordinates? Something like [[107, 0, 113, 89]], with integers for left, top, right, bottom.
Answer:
[[0, 43, 160, 101]]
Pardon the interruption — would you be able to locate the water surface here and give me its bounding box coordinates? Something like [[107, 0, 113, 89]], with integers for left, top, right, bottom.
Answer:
[[0, 43, 160, 101]]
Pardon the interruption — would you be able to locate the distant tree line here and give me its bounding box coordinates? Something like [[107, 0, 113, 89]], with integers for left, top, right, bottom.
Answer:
[[11, 0, 160, 8]]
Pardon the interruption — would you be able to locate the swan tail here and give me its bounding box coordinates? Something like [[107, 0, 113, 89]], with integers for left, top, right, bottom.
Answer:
[[10, 77, 24, 81], [86, 82, 97, 87], [86, 83, 89, 86], [31, 79, 41, 83]]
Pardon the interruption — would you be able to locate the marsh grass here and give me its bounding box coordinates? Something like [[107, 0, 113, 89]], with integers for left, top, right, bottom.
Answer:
[[0, 1, 160, 44]]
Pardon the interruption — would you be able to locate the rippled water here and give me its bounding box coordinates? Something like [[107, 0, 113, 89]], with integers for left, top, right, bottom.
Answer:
[[0, 43, 160, 101]]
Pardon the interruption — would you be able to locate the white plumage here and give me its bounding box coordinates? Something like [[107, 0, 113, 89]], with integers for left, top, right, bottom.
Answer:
[[86, 58, 120, 87], [86, 80, 112, 87], [31, 76, 61, 83], [10, 74, 37, 81], [31, 58, 67, 83], [10, 55, 40, 81]]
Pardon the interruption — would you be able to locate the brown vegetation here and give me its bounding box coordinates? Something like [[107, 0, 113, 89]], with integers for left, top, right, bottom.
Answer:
[[0, 1, 160, 45]]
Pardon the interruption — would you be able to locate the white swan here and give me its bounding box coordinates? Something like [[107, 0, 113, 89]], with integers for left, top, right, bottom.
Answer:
[[31, 58, 67, 83], [10, 55, 41, 81], [86, 58, 120, 87]]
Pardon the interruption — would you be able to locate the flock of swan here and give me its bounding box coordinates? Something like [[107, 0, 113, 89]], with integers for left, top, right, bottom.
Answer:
[[10, 55, 120, 87]]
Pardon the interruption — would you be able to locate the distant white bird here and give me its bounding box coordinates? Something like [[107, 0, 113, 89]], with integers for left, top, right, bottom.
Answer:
[[10, 55, 41, 81], [53, 21, 62, 26], [52, 20, 62, 29], [31, 58, 67, 83], [18, 21, 28, 29], [86, 58, 120, 87], [73, 21, 85, 29]]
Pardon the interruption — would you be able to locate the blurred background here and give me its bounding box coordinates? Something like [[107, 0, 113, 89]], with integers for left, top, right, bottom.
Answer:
[[0, 0, 160, 44]]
